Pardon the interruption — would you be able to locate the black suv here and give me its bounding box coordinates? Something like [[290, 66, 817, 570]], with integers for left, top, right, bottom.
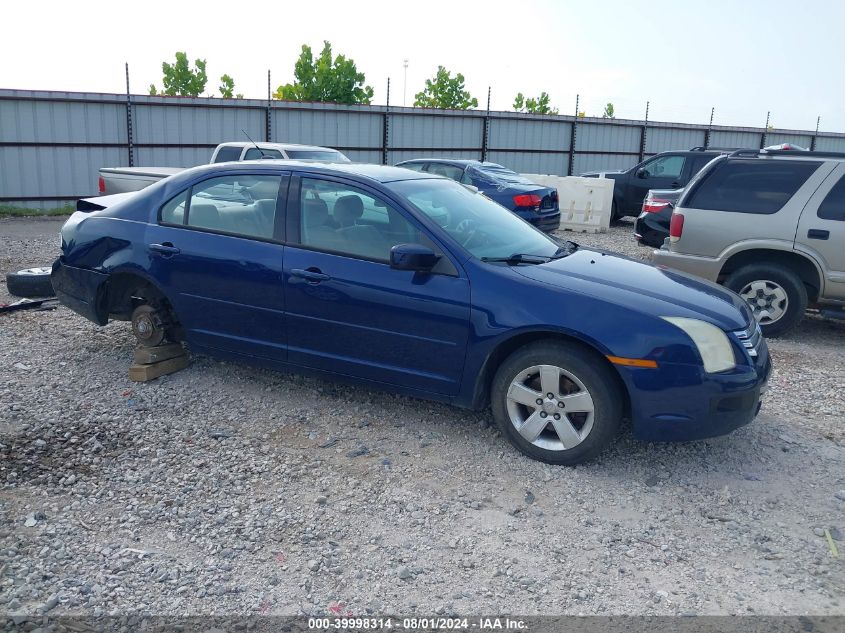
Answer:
[[582, 147, 730, 220]]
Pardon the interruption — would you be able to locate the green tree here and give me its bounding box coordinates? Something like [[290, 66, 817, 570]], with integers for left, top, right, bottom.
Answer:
[[513, 91, 558, 115], [274, 41, 373, 104], [602, 102, 615, 119], [219, 74, 236, 98], [414, 66, 478, 109], [149, 52, 208, 97]]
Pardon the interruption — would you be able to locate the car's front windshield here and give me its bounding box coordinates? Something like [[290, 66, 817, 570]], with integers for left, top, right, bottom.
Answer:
[[389, 178, 560, 261]]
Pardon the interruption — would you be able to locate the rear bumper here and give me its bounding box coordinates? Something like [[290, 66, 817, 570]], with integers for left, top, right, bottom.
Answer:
[[624, 343, 772, 442], [634, 213, 668, 248], [519, 211, 561, 232], [651, 249, 722, 282], [51, 259, 109, 325]]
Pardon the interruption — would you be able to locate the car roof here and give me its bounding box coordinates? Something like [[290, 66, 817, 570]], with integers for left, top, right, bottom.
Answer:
[[219, 142, 342, 152], [397, 158, 508, 169], [181, 160, 438, 184]]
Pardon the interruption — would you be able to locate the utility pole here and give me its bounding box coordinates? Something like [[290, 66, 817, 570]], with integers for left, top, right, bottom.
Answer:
[[403, 59, 409, 106]]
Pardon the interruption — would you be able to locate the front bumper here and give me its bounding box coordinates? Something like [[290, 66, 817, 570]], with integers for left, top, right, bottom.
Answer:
[[623, 341, 772, 442], [51, 258, 109, 325], [651, 248, 722, 282]]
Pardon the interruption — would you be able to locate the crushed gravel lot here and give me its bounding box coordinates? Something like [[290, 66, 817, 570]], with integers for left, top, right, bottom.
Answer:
[[1, 216, 843, 618]]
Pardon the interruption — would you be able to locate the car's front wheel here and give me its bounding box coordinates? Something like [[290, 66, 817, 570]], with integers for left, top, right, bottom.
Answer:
[[491, 341, 623, 465], [725, 264, 807, 337]]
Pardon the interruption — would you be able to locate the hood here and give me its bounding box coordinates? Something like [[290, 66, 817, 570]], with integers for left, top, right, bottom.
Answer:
[[512, 248, 749, 331]]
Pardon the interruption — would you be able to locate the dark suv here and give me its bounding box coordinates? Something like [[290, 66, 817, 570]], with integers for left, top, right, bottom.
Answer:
[[582, 147, 730, 220]]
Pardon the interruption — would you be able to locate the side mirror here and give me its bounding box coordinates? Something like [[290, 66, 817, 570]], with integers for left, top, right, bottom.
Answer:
[[636, 168, 649, 179], [390, 244, 439, 272]]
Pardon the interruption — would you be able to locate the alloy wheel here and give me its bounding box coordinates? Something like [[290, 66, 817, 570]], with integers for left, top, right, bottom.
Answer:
[[505, 364, 595, 451]]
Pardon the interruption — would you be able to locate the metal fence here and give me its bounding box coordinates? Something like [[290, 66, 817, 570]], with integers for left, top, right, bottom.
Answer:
[[3, 88, 845, 208]]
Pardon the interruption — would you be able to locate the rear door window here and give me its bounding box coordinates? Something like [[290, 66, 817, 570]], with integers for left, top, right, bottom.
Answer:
[[427, 163, 465, 182], [817, 176, 845, 221], [160, 175, 283, 240], [686, 159, 821, 214]]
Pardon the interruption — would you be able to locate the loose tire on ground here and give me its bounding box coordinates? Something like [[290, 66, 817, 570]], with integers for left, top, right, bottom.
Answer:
[[490, 340, 623, 465], [725, 264, 807, 337], [6, 267, 55, 298]]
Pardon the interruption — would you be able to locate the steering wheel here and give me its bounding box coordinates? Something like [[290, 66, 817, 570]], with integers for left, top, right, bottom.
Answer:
[[455, 218, 486, 249], [455, 218, 477, 245]]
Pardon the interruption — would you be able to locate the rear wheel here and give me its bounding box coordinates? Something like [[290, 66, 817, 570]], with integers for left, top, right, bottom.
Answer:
[[131, 304, 167, 347], [725, 264, 807, 337], [491, 341, 623, 465]]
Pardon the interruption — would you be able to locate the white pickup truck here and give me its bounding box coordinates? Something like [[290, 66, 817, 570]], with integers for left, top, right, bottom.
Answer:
[[97, 142, 350, 195]]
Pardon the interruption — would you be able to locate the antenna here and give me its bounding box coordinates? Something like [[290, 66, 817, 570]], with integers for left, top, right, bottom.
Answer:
[[242, 129, 272, 159]]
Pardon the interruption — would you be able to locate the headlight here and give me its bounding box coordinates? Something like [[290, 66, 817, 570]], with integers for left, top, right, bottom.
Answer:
[[661, 317, 735, 373]]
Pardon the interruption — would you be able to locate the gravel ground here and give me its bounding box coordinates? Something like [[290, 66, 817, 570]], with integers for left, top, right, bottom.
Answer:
[[1, 216, 843, 619]]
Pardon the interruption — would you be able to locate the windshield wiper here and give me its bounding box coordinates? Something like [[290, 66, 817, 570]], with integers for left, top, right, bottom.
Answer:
[[480, 253, 552, 265], [551, 240, 579, 259]]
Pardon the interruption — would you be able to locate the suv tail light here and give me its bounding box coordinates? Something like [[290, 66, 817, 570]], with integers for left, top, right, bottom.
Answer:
[[513, 194, 542, 209], [98, 176, 106, 194], [642, 198, 671, 213], [669, 212, 685, 243]]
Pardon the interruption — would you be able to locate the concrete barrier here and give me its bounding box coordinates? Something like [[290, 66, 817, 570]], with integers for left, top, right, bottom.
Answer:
[[522, 174, 614, 233]]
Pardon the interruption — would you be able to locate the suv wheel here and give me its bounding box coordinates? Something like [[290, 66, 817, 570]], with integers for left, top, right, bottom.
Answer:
[[725, 264, 807, 337], [610, 200, 620, 223], [491, 341, 622, 465]]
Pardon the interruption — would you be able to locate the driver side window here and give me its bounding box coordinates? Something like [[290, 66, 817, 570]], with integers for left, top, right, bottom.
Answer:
[[298, 178, 443, 263], [644, 155, 685, 179]]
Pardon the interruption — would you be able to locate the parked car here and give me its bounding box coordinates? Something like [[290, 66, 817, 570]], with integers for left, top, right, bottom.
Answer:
[[581, 147, 738, 220], [395, 159, 560, 232], [98, 142, 350, 195], [634, 188, 682, 248], [653, 149, 845, 336], [52, 161, 770, 465]]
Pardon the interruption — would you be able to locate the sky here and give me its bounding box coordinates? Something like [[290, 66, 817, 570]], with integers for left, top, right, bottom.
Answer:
[[2, 0, 843, 132]]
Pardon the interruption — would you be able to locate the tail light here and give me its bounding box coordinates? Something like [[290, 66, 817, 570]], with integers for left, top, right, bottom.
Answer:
[[98, 176, 106, 194], [642, 198, 671, 213], [513, 194, 542, 209], [669, 212, 685, 243]]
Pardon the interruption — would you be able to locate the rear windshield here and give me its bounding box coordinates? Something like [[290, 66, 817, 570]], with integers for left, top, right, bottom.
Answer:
[[685, 159, 821, 214]]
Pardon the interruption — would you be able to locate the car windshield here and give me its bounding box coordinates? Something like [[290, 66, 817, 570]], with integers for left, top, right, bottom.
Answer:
[[389, 178, 560, 260], [286, 149, 350, 162]]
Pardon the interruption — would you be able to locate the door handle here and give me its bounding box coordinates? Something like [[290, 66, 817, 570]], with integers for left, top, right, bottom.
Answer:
[[670, 181, 681, 188], [807, 229, 830, 240], [291, 268, 331, 282], [149, 242, 181, 256]]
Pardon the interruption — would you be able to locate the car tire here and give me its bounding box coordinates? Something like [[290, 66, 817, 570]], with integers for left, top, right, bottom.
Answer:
[[6, 267, 55, 298], [725, 264, 807, 337], [491, 340, 623, 465], [610, 200, 620, 223]]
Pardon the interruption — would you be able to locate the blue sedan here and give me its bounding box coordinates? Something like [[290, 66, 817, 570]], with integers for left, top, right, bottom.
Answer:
[[52, 161, 770, 464], [395, 159, 561, 232]]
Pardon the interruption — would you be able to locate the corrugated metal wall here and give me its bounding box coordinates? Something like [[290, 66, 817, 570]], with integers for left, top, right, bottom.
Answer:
[[3, 88, 845, 208]]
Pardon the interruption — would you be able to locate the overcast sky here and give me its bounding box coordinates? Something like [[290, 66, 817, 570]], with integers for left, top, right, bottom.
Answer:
[[2, 0, 842, 131]]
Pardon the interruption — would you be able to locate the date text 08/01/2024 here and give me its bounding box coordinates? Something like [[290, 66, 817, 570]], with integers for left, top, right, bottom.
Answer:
[[307, 617, 528, 630]]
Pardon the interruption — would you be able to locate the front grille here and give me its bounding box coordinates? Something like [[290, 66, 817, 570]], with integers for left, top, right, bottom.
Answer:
[[733, 321, 762, 358]]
